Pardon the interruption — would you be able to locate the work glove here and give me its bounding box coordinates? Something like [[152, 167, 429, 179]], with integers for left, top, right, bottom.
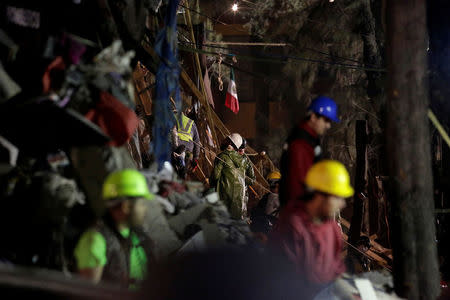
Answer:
[[191, 158, 199, 171]]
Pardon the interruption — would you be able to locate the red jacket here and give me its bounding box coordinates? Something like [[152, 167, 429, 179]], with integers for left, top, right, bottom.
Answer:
[[284, 122, 318, 205], [270, 202, 345, 291]]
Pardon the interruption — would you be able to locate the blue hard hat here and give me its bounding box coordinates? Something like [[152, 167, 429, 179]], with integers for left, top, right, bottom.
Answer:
[[308, 96, 340, 122]]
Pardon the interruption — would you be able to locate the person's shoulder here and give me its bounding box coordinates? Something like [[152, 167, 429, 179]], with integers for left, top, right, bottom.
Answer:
[[217, 151, 228, 159], [79, 228, 106, 245], [289, 138, 311, 148]]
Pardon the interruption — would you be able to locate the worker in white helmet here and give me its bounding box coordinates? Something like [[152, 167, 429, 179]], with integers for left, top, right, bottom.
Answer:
[[210, 133, 247, 219]]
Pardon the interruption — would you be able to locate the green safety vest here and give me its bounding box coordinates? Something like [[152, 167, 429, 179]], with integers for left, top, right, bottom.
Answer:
[[176, 114, 194, 142]]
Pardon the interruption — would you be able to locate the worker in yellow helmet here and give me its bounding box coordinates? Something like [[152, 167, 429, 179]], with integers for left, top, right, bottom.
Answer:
[[270, 160, 353, 299], [250, 171, 281, 239], [74, 169, 154, 288]]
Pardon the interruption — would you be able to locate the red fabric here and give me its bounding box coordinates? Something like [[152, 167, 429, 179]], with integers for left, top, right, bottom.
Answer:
[[285, 122, 317, 205], [85, 92, 139, 146], [225, 93, 239, 114], [270, 202, 345, 288], [42, 56, 66, 94], [159, 181, 187, 198]]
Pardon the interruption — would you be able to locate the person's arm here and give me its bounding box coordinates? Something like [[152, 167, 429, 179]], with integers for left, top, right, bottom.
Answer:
[[245, 157, 256, 186], [191, 123, 200, 159], [74, 230, 107, 284], [171, 126, 179, 148], [210, 156, 224, 188]]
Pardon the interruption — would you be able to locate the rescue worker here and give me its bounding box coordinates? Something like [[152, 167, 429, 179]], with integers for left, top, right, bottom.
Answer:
[[279, 96, 340, 207], [270, 160, 354, 298], [238, 138, 256, 218], [210, 133, 247, 219], [74, 169, 154, 288], [174, 105, 200, 176], [250, 171, 281, 238]]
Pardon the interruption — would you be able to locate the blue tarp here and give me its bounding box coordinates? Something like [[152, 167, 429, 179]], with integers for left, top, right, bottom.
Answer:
[[153, 0, 181, 170]]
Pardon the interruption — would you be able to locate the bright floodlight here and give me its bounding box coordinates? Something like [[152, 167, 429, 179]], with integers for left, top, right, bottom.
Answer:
[[232, 3, 238, 11]]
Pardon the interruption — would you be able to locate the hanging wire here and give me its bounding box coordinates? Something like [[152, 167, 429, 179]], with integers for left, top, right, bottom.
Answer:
[[180, 40, 383, 69], [179, 45, 386, 72], [178, 4, 385, 66], [179, 3, 227, 25], [179, 41, 384, 71]]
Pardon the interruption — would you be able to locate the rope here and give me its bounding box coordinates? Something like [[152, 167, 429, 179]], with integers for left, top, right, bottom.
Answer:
[[217, 54, 224, 91]]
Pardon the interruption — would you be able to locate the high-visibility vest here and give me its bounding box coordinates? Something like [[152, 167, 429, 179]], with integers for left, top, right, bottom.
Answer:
[[176, 114, 194, 142]]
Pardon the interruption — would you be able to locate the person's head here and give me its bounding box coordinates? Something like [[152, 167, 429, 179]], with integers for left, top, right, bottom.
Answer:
[[302, 160, 354, 220], [223, 133, 243, 151], [306, 96, 339, 136], [238, 138, 247, 155], [182, 100, 193, 116], [267, 171, 281, 193], [102, 169, 154, 227]]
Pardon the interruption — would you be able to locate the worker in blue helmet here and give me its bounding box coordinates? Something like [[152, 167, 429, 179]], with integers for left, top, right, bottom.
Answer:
[[279, 96, 340, 207]]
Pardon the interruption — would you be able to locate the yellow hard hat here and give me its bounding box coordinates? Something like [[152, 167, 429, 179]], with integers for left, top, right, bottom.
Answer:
[[305, 160, 354, 198], [267, 171, 281, 181]]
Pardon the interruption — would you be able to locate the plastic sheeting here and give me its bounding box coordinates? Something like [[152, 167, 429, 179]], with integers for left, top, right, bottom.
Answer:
[[153, 0, 181, 170]]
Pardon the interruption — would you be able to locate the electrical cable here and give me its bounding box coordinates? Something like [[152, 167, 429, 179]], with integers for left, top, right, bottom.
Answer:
[[179, 3, 227, 25], [179, 45, 386, 72], [180, 40, 383, 69], [179, 42, 382, 71], [179, 4, 385, 65]]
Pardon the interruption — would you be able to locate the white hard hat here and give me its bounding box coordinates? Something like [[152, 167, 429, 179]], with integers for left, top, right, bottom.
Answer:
[[228, 133, 243, 149]]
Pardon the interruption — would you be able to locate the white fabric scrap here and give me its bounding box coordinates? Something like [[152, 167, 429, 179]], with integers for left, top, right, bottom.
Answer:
[[355, 279, 378, 300]]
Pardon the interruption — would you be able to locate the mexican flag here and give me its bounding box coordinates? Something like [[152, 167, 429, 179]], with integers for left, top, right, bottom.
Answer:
[[225, 68, 239, 114]]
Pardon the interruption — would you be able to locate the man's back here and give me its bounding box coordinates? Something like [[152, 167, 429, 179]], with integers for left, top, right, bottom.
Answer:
[[270, 203, 345, 288], [175, 113, 200, 159], [280, 122, 320, 206]]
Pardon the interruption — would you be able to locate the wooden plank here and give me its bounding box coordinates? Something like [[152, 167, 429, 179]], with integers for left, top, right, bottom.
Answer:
[[342, 232, 391, 270], [184, 2, 218, 144], [133, 63, 154, 115], [341, 217, 393, 260], [141, 39, 270, 193]]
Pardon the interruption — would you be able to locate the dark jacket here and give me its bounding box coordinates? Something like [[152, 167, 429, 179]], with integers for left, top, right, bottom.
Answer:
[[96, 221, 154, 287], [279, 122, 321, 206]]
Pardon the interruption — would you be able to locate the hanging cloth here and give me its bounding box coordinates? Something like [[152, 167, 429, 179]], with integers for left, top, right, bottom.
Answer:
[[153, 0, 182, 170]]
